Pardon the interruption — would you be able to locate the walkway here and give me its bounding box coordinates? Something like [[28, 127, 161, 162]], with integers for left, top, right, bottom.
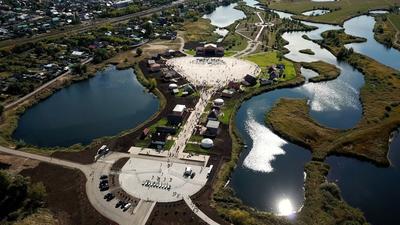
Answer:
[[234, 11, 272, 58], [0, 147, 155, 225], [183, 195, 220, 225]]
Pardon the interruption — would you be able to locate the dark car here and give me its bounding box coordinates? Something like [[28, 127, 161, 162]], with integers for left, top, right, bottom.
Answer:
[[100, 185, 109, 192], [106, 194, 115, 201], [190, 172, 196, 179], [104, 193, 112, 199], [115, 200, 124, 208], [100, 175, 108, 180]]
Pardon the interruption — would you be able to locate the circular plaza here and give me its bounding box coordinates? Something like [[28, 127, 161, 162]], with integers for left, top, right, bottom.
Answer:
[[166, 56, 260, 87], [118, 157, 209, 202]]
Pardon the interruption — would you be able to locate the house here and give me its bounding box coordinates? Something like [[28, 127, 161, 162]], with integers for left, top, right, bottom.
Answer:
[[228, 81, 240, 91], [243, 74, 257, 86], [156, 126, 177, 135], [71, 51, 84, 57], [151, 132, 167, 148], [207, 109, 219, 121], [260, 78, 273, 86], [196, 43, 224, 57], [205, 120, 220, 137], [149, 63, 161, 72], [167, 104, 186, 125], [141, 128, 150, 140]]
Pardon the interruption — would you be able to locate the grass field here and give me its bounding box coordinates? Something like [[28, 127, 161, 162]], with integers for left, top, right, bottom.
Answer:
[[301, 60, 341, 82], [244, 51, 297, 80], [180, 18, 220, 43], [267, 0, 399, 25], [388, 14, 400, 30]]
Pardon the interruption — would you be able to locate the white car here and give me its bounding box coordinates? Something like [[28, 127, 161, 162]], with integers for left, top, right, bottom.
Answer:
[[123, 203, 132, 211]]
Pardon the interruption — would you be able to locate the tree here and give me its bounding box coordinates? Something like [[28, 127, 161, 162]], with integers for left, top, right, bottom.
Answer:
[[0, 104, 4, 117], [71, 63, 87, 75], [136, 47, 143, 56]]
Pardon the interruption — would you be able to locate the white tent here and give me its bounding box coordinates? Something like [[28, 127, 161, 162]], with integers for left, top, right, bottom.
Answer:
[[169, 83, 178, 89], [201, 138, 214, 149], [213, 98, 224, 106]]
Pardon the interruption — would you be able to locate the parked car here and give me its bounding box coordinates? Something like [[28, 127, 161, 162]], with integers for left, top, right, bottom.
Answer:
[[100, 175, 108, 180], [123, 203, 132, 211], [115, 200, 124, 208]]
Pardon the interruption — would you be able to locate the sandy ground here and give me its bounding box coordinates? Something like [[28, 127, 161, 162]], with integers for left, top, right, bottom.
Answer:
[[166, 57, 260, 88], [0, 153, 39, 174]]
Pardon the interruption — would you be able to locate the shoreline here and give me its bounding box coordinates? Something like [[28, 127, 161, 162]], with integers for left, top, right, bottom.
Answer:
[[0, 55, 166, 156]]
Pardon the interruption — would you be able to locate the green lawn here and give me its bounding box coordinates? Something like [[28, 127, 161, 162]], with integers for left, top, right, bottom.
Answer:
[[148, 117, 168, 133], [184, 143, 211, 155], [223, 32, 248, 52], [185, 49, 196, 56], [244, 51, 297, 80], [267, 0, 399, 25], [388, 14, 400, 31]]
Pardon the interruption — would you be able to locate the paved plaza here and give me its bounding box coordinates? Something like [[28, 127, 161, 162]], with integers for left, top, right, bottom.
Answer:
[[166, 57, 260, 87], [119, 157, 209, 202]]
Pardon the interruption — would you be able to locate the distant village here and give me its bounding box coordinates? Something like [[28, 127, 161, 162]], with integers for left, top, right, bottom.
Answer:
[[0, 0, 238, 103], [0, 0, 177, 40]]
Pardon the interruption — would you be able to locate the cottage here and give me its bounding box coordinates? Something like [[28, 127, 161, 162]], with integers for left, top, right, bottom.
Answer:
[[207, 109, 219, 121], [151, 132, 167, 148], [141, 128, 150, 140], [167, 104, 186, 125], [228, 81, 240, 91], [149, 63, 161, 72], [260, 78, 273, 86], [243, 74, 257, 86], [196, 43, 224, 57], [206, 120, 220, 137]]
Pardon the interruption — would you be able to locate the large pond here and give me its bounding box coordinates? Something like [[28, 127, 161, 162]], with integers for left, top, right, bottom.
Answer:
[[13, 66, 159, 147], [202, 3, 246, 28], [327, 129, 400, 225], [231, 5, 399, 224], [344, 15, 400, 70]]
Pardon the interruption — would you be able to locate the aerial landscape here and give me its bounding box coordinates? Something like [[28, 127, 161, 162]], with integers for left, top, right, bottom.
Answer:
[[1, 0, 400, 225]]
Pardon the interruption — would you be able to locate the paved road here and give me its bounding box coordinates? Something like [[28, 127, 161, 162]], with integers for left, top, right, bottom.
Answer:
[[0, 0, 187, 49], [234, 11, 268, 58], [0, 146, 157, 225], [5, 57, 93, 110]]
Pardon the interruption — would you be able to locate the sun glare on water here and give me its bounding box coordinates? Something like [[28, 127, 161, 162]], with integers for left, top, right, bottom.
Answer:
[[278, 198, 295, 216]]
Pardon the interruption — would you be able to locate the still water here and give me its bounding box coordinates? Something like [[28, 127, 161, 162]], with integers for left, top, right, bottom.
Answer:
[[202, 3, 246, 28], [327, 129, 400, 225], [344, 15, 400, 70], [13, 66, 159, 147], [231, 7, 400, 224]]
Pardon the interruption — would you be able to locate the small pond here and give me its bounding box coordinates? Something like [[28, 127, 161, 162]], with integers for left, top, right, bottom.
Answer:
[[13, 66, 159, 147]]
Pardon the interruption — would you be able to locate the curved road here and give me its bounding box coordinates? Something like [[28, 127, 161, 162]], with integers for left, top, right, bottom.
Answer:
[[0, 146, 219, 225]]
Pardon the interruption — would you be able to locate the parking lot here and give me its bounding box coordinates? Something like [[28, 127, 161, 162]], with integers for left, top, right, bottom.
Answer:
[[118, 157, 209, 202]]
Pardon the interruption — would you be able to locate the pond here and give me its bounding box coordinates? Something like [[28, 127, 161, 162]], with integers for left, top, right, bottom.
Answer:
[[202, 3, 246, 28], [231, 8, 400, 223], [13, 66, 159, 148], [202, 3, 247, 43], [326, 129, 400, 225], [344, 15, 400, 70]]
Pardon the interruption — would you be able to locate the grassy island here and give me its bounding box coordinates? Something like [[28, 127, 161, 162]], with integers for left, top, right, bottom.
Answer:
[[266, 0, 399, 25], [374, 14, 400, 50], [301, 61, 341, 82], [266, 29, 400, 166], [299, 48, 315, 55]]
